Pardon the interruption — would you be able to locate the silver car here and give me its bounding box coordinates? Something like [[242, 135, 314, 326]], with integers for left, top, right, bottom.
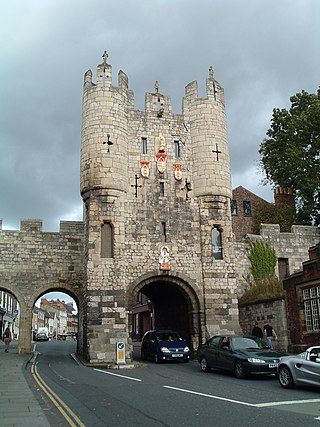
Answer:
[[278, 346, 320, 388]]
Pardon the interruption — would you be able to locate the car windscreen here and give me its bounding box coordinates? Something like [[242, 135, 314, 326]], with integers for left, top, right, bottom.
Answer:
[[231, 337, 265, 350], [156, 333, 181, 342]]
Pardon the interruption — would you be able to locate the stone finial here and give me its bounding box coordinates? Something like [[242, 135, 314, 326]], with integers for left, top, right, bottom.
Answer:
[[102, 51, 109, 66], [154, 81, 160, 93], [209, 65, 214, 80]]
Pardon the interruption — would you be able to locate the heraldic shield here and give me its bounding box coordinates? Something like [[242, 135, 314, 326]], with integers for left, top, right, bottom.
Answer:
[[173, 163, 182, 181], [140, 160, 150, 178], [156, 153, 167, 173]]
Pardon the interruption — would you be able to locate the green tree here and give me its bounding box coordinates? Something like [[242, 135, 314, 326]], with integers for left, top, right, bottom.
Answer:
[[259, 89, 320, 225], [253, 203, 297, 234]]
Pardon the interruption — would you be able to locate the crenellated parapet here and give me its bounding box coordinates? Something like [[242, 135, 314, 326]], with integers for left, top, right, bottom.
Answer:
[[0, 219, 84, 234], [242, 223, 320, 278]]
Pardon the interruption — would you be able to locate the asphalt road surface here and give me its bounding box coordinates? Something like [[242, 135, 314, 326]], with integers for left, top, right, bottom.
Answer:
[[27, 340, 320, 426]]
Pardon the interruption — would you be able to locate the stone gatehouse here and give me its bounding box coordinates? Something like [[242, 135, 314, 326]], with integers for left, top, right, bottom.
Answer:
[[0, 54, 318, 363]]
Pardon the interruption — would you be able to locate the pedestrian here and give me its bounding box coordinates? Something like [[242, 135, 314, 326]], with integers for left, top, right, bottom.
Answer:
[[263, 322, 277, 349], [3, 324, 12, 353], [251, 322, 263, 339]]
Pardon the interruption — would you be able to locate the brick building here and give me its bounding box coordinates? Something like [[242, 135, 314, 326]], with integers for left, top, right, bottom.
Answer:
[[231, 186, 269, 241], [283, 242, 320, 352]]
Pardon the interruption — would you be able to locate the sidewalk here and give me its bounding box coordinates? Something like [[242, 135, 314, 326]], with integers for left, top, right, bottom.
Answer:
[[0, 341, 51, 427]]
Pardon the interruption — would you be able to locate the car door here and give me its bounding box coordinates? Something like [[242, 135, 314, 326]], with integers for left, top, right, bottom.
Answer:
[[142, 332, 152, 358], [298, 347, 320, 385], [204, 336, 221, 368], [216, 337, 234, 372]]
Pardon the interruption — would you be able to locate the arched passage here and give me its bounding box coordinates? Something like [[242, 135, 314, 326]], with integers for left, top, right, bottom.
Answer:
[[0, 287, 21, 344], [32, 286, 82, 353], [127, 273, 204, 353], [0, 281, 83, 355]]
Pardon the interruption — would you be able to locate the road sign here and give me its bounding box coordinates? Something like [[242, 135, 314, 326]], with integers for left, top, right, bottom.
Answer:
[[116, 342, 126, 365]]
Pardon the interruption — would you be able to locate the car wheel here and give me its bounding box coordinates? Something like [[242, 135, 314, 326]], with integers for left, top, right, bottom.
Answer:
[[141, 349, 146, 361], [200, 356, 210, 372], [234, 360, 246, 379], [278, 365, 295, 388]]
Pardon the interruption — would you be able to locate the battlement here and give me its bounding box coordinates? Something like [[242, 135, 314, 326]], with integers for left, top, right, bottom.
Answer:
[[83, 53, 224, 115], [0, 219, 84, 234], [260, 223, 319, 238], [184, 65, 225, 105]]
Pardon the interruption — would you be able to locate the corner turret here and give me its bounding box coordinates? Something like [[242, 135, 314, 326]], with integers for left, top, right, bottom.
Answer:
[[80, 52, 129, 202], [183, 66, 231, 200]]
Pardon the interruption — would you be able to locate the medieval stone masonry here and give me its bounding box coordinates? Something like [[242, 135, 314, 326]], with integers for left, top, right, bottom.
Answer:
[[0, 54, 318, 363]]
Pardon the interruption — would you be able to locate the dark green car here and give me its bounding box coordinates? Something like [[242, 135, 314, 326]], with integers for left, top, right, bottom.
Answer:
[[197, 335, 286, 379]]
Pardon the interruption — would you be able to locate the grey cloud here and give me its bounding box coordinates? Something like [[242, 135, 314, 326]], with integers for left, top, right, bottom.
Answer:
[[1, 0, 319, 230]]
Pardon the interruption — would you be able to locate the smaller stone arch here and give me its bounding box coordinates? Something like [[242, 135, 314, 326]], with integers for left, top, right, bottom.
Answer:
[[0, 285, 30, 354], [31, 284, 82, 354], [127, 271, 205, 351]]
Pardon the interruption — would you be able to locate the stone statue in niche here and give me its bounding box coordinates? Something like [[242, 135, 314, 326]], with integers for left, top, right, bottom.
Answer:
[[159, 246, 170, 271]]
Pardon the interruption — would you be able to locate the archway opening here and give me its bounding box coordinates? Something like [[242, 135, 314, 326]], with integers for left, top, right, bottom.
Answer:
[[33, 290, 78, 342], [131, 277, 200, 353], [0, 288, 20, 345]]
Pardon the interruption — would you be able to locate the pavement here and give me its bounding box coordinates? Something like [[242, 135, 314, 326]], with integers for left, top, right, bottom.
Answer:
[[0, 340, 51, 427], [0, 339, 143, 426]]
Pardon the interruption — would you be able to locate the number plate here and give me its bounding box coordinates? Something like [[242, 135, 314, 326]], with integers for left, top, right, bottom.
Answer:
[[172, 354, 183, 358], [269, 363, 278, 368]]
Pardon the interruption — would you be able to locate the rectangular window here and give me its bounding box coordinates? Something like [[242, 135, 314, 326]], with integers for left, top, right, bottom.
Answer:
[[160, 182, 164, 197], [243, 201, 252, 216], [231, 200, 238, 216], [161, 221, 167, 241], [303, 286, 320, 332], [174, 140, 180, 158], [101, 222, 114, 258], [141, 137, 147, 154], [212, 226, 223, 260]]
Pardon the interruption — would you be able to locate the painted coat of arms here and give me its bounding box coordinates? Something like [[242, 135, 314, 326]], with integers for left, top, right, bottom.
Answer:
[[140, 160, 150, 178], [156, 134, 167, 173], [173, 163, 182, 181]]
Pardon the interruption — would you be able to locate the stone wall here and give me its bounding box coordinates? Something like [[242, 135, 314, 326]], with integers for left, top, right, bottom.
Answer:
[[234, 224, 320, 297], [239, 298, 288, 351], [0, 219, 84, 353]]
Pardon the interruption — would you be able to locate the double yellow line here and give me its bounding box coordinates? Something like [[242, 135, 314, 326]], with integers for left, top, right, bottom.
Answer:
[[31, 363, 86, 427]]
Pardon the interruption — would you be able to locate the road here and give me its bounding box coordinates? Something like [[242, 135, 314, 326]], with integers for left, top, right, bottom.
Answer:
[[28, 340, 320, 426]]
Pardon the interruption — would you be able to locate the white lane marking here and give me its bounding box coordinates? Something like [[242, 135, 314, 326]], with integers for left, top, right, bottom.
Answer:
[[70, 353, 82, 366], [255, 398, 320, 408], [163, 385, 255, 407], [164, 385, 320, 409], [94, 368, 142, 382]]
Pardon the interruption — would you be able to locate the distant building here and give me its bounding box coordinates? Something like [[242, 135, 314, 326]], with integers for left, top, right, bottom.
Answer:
[[231, 186, 270, 241], [39, 298, 77, 338], [283, 242, 320, 352], [0, 290, 19, 339]]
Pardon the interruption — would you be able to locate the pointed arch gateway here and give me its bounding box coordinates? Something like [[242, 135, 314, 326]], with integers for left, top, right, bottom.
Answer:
[[127, 273, 204, 353]]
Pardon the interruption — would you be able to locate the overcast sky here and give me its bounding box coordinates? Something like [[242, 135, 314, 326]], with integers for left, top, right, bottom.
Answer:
[[1, 0, 319, 232]]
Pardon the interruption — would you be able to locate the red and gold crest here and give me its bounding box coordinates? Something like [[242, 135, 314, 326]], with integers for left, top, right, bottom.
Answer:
[[140, 160, 150, 178], [156, 152, 167, 173], [173, 163, 182, 181]]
